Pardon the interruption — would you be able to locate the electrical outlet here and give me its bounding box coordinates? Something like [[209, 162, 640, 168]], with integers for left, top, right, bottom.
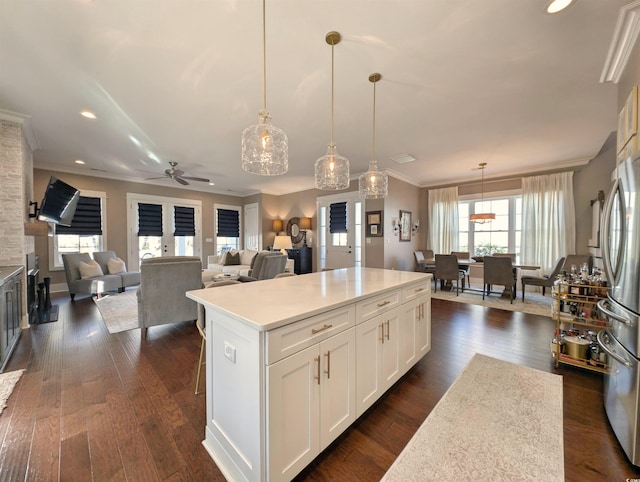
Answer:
[[224, 341, 236, 363]]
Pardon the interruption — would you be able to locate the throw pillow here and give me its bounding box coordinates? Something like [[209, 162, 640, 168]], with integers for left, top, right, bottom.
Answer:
[[107, 257, 127, 274], [249, 253, 258, 269], [78, 260, 104, 279], [224, 251, 240, 266]]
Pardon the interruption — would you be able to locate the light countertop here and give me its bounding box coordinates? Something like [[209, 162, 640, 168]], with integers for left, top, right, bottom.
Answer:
[[0, 266, 24, 288], [187, 267, 430, 331]]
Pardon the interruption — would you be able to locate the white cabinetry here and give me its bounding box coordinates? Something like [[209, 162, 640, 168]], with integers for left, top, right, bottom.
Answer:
[[267, 325, 356, 480], [355, 307, 401, 416], [187, 268, 431, 482]]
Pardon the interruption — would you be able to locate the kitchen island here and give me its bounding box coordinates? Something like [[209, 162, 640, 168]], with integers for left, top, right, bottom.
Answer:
[[187, 267, 431, 481]]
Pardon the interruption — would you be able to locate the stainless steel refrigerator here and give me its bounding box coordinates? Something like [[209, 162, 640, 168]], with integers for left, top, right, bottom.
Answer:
[[599, 154, 640, 466]]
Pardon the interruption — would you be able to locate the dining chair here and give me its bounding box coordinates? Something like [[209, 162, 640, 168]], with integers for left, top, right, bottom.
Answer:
[[493, 253, 516, 261], [451, 251, 470, 288], [434, 254, 465, 295], [195, 279, 241, 395], [562, 254, 593, 276], [521, 257, 565, 301], [414, 250, 435, 274], [483, 256, 517, 303]]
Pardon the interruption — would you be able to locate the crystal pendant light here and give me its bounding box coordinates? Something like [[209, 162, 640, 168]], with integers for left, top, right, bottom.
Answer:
[[315, 31, 350, 190], [469, 162, 495, 224], [359, 73, 388, 199], [241, 0, 288, 176]]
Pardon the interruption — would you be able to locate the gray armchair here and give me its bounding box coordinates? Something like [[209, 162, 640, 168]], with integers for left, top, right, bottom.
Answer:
[[137, 256, 203, 339], [434, 254, 465, 295], [239, 252, 287, 282], [62, 253, 122, 300], [521, 257, 565, 301], [93, 251, 140, 290], [483, 256, 517, 303]]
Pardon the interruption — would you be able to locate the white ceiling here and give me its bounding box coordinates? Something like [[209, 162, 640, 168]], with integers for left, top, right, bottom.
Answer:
[[0, 0, 630, 196]]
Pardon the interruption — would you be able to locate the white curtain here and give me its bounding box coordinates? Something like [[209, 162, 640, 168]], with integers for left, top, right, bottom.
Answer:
[[521, 172, 575, 273], [428, 186, 459, 255]]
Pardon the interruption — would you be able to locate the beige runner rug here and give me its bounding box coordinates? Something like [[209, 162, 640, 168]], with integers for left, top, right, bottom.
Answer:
[[382, 353, 564, 481], [93, 289, 139, 334], [0, 369, 25, 416]]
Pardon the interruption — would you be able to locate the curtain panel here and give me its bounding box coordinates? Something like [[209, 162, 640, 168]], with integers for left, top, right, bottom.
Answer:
[[521, 172, 575, 273], [428, 186, 459, 255]]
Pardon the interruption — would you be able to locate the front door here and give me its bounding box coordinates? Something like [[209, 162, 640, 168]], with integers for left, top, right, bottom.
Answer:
[[317, 193, 363, 270]]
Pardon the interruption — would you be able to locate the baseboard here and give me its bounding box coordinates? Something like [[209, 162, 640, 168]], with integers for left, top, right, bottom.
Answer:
[[50, 283, 68, 293]]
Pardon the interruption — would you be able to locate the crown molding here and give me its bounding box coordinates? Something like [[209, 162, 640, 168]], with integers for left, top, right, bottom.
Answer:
[[0, 108, 40, 151], [600, 1, 640, 84]]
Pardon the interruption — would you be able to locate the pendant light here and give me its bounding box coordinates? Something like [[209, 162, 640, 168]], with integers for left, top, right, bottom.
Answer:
[[469, 162, 495, 224], [359, 73, 388, 199], [241, 0, 288, 176], [315, 31, 350, 190]]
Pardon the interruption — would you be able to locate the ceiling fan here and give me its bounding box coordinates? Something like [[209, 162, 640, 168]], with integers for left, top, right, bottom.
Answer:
[[146, 161, 210, 186]]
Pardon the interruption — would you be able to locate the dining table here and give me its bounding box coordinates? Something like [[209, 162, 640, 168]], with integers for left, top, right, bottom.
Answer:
[[426, 258, 541, 296]]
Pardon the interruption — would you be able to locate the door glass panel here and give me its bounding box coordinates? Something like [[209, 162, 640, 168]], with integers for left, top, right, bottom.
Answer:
[[139, 236, 162, 263]]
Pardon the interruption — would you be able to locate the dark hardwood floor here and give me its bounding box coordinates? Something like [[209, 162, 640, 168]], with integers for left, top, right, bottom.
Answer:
[[2, 293, 640, 481]]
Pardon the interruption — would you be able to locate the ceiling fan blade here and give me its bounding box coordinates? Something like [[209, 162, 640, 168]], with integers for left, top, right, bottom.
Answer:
[[145, 176, 168, 180], [172, 169, 184, 177], [181, 176, 210, 182], [176, 177, 189, 186]]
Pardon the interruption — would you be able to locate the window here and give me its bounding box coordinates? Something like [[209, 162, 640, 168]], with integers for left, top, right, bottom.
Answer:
[[50, 191, 106, 270], [459, 195, 521, 261], [216, 206, 240, 254], [329, 202, 347, 247]]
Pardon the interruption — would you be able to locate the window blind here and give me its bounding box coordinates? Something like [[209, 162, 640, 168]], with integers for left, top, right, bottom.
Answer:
[[174, 206, 195, 236], [329, 202, 347, 233], [138, 203, 163, 236], [217, 208, 239, 237], [56, 196, 102, 235]]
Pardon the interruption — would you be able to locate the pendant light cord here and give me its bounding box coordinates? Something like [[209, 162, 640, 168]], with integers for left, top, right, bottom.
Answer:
[[330, 40, 335, 146], [371, 79, 376, 162], [262, 0, 267, 113]]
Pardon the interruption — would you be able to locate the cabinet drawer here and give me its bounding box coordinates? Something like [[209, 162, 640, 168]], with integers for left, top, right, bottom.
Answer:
[[355, 289, 400, 324], [402, 281, 430, 302], [266, 305, 355, 364]]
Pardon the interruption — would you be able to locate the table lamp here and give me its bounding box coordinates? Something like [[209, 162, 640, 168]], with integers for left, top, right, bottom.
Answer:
[[299, 217, 312, 246], [273, 235, 292, 255]]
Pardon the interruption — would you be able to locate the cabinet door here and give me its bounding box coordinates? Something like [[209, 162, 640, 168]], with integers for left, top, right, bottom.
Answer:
[[380, 307, 401, 390], [399, 299, 418, 375], [416, 293, 431, 357], [268, 344, 320, 481], [355, 316, 383, 416], [319, 328, 356, 450]]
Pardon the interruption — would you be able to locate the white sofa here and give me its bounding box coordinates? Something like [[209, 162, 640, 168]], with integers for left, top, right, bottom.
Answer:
[[207, 249, 259, 276]]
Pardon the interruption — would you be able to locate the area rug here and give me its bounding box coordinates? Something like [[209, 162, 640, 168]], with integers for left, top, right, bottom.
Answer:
[[431, 287, 553, 317], [0, 369, 25, 416], [382, 353, 564, 481], [93, 290, 138, 334]]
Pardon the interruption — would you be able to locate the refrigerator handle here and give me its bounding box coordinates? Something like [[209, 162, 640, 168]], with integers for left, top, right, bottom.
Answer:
[[601, 178, 618, 284], [597, 299, 632, 326], [597, 329, 632, 367]]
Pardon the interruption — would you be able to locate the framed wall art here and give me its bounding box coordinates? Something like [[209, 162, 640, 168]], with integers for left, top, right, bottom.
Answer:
[[366, 210, 383, 237], [399, 210, 412, 241]]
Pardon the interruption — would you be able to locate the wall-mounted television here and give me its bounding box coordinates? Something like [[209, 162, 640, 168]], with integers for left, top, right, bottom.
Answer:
[[37, 176, 80, 226]]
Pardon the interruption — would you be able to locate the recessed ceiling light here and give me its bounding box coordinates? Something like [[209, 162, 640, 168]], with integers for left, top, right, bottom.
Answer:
[[80, 110, 96, 119], [546, 0, 574, 14], [209, 182, 215, 186], [74, 159, 85, 165]]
